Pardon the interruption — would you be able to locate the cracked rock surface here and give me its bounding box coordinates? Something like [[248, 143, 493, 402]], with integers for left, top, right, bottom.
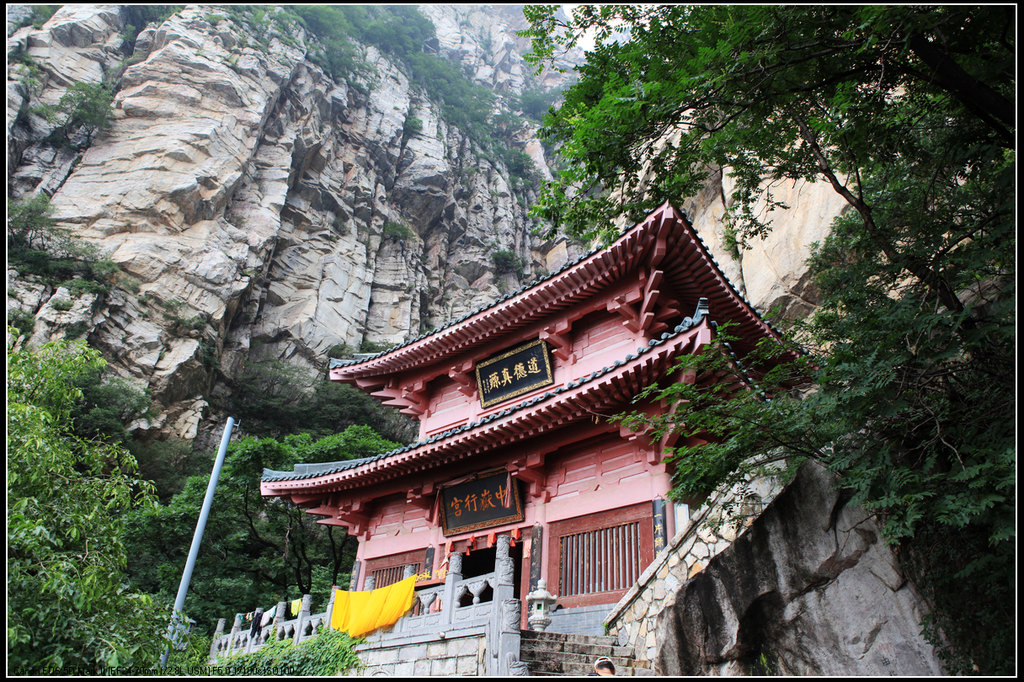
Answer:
[[655, 462, 944, 676]]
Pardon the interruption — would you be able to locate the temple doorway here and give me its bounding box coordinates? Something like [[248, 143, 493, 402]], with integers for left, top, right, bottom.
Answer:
[[458, 541, 524, 603]]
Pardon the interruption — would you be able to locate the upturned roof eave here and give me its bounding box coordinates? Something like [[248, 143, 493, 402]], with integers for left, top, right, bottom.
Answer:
[[327, 201, 681, 381], [328, 201, 790, 383]]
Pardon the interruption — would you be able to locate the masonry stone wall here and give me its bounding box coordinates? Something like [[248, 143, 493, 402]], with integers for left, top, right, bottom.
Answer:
[[351, 631, 488, 677], [604, 473, 784, 664]]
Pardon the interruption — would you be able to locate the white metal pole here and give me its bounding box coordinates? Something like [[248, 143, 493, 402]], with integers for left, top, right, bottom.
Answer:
[[160, 416, 236, 668]]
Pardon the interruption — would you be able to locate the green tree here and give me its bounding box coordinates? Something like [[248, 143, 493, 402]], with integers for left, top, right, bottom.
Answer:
[[229, 356, 415, 442], [7, 331, 167, 673], [124, 426, 400, 635], [8, 193, 120, 291], [35, 81, 115, 148], [525, 5, 1014, 675]]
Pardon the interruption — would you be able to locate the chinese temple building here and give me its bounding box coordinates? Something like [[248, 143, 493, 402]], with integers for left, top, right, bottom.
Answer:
[[260, 202, 789, 637]]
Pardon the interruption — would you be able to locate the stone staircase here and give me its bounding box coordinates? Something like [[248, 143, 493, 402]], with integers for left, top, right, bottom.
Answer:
[[519, 631, 655, 676]]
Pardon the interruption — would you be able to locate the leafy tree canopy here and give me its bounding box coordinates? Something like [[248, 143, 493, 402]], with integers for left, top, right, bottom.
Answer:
[[524, 5, 1014, 675], [34, 80, 115, 148], [7, 331, 167, 674], [124, 425, 401, 636]]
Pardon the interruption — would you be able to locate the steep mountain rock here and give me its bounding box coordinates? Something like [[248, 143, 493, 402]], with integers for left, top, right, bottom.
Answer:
[[656, 462, 944, 676], [6, 5, 835, 446]]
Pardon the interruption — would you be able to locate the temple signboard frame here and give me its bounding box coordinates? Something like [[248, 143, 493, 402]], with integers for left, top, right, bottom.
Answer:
[[440, 472, 524, 536], [474, 339, 554, 408]]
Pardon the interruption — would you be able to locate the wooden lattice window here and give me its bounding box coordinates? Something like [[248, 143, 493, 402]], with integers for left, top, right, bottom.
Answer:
[[370, 563, 420, 589], [548, 503, 654, 608], [363, 548, 425, 589], [559, 520, 641, 597]]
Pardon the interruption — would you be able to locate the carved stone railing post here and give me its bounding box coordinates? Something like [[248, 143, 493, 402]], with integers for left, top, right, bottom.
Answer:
[[442, 551, 463, 626], [227, 613, 242, 658], [493, 534, 523, 676], [364, 575, 376, 591], [294, 594, 312, 644], [272, 602, 287, 641], [209, 618, 226, 661], [326, 585, 337, 628]]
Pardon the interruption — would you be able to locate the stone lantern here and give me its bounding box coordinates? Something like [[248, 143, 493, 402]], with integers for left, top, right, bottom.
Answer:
[[525, 579, 558, 632]]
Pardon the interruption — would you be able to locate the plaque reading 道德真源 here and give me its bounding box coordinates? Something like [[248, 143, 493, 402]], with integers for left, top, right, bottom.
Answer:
[[474, 339, 554, 408], [441, 472, 523, 536]]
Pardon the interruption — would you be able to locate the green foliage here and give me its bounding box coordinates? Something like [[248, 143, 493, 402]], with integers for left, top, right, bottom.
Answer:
[[7, 332, 167, 674], [34, 81, 115, 148], [491, 249, 524, 275], [527, 5, 1015, 674], [9, 43, 45, 94], [217, 625, 361, 675], [164, 631, 213, 672], [8, 308, 35, 338], [288, 5, 539, 186], [326, 343, 352, 359], [229, 357, 415, 442], [69, 368, 152, 445], [50, 296, 73, 311], [517, 86, 563, 123], [161, 298, 207, 336], [17, 5, 60, 30], [402, 115, 424, 137], [8, 194, 120, 293], [130, 437, 212, 503], [124, 427, 398, 636], [359, 339, 394, 354], [383, 220, 415, 241]]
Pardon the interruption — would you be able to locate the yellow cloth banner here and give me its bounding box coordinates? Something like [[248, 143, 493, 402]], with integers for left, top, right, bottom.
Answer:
[[330, 576, 417, 638], [290, 598, 302, 617]]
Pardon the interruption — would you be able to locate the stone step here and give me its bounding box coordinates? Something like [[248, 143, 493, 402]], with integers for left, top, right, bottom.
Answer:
[[520, 630, 619, 647], [520, 629, 653, 677], [530, 669, 655, 676], [524, 660, 655, 676], [524, 647, 634, 663], [520, 638, 634, 658]]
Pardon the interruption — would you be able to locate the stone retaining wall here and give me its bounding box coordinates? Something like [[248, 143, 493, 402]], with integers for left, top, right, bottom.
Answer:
[[352, 630, 488, 676]]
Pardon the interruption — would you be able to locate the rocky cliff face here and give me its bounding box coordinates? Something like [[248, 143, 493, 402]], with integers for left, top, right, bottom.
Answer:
[[6, 5, 834, 445], [655, 462, 945, 676]]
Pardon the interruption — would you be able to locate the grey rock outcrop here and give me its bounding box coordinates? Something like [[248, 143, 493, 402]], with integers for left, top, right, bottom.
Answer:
[[655, 462, 944, 676], [7, 5, 578, 442]]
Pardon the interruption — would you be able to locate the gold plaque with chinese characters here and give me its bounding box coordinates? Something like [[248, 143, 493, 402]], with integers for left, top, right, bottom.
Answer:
[[474, 339, 554, 408]]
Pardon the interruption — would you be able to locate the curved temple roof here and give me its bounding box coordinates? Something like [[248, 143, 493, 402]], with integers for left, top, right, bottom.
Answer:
[[328, 201, 786, 383], [262, 311, 715, 495], [264, 202, 791, 497]]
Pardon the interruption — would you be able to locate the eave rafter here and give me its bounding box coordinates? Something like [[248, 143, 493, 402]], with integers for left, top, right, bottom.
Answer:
[[540, 319, 573, 361], [449, 360, 477, 397]]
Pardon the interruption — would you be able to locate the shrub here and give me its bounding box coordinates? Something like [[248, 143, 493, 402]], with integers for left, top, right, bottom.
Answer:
[[382, 221, 414, 241], [403, 115, 423, 137], [217, 625, 361, 675], [491, 250, 523, 275], [7, 310, 35, 338], [326, 343, 352, 359], [34, 81, 115, 148]]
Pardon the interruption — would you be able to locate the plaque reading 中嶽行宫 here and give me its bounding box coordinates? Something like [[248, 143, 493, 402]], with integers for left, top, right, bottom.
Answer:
[[441, 473, 523, 536], [474, 339, 554, 408]]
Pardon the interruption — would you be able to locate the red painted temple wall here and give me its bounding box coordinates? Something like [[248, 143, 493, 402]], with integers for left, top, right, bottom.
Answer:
[[418, 308, 651, 440]]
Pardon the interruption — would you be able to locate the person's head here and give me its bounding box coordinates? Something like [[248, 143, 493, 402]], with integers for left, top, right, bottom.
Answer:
[[594, 657, 616, 676]]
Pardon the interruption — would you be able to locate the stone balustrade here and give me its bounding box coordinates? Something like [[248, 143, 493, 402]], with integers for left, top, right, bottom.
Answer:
[[208, 533, 527, 675], [209, 593, 327, 662]]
